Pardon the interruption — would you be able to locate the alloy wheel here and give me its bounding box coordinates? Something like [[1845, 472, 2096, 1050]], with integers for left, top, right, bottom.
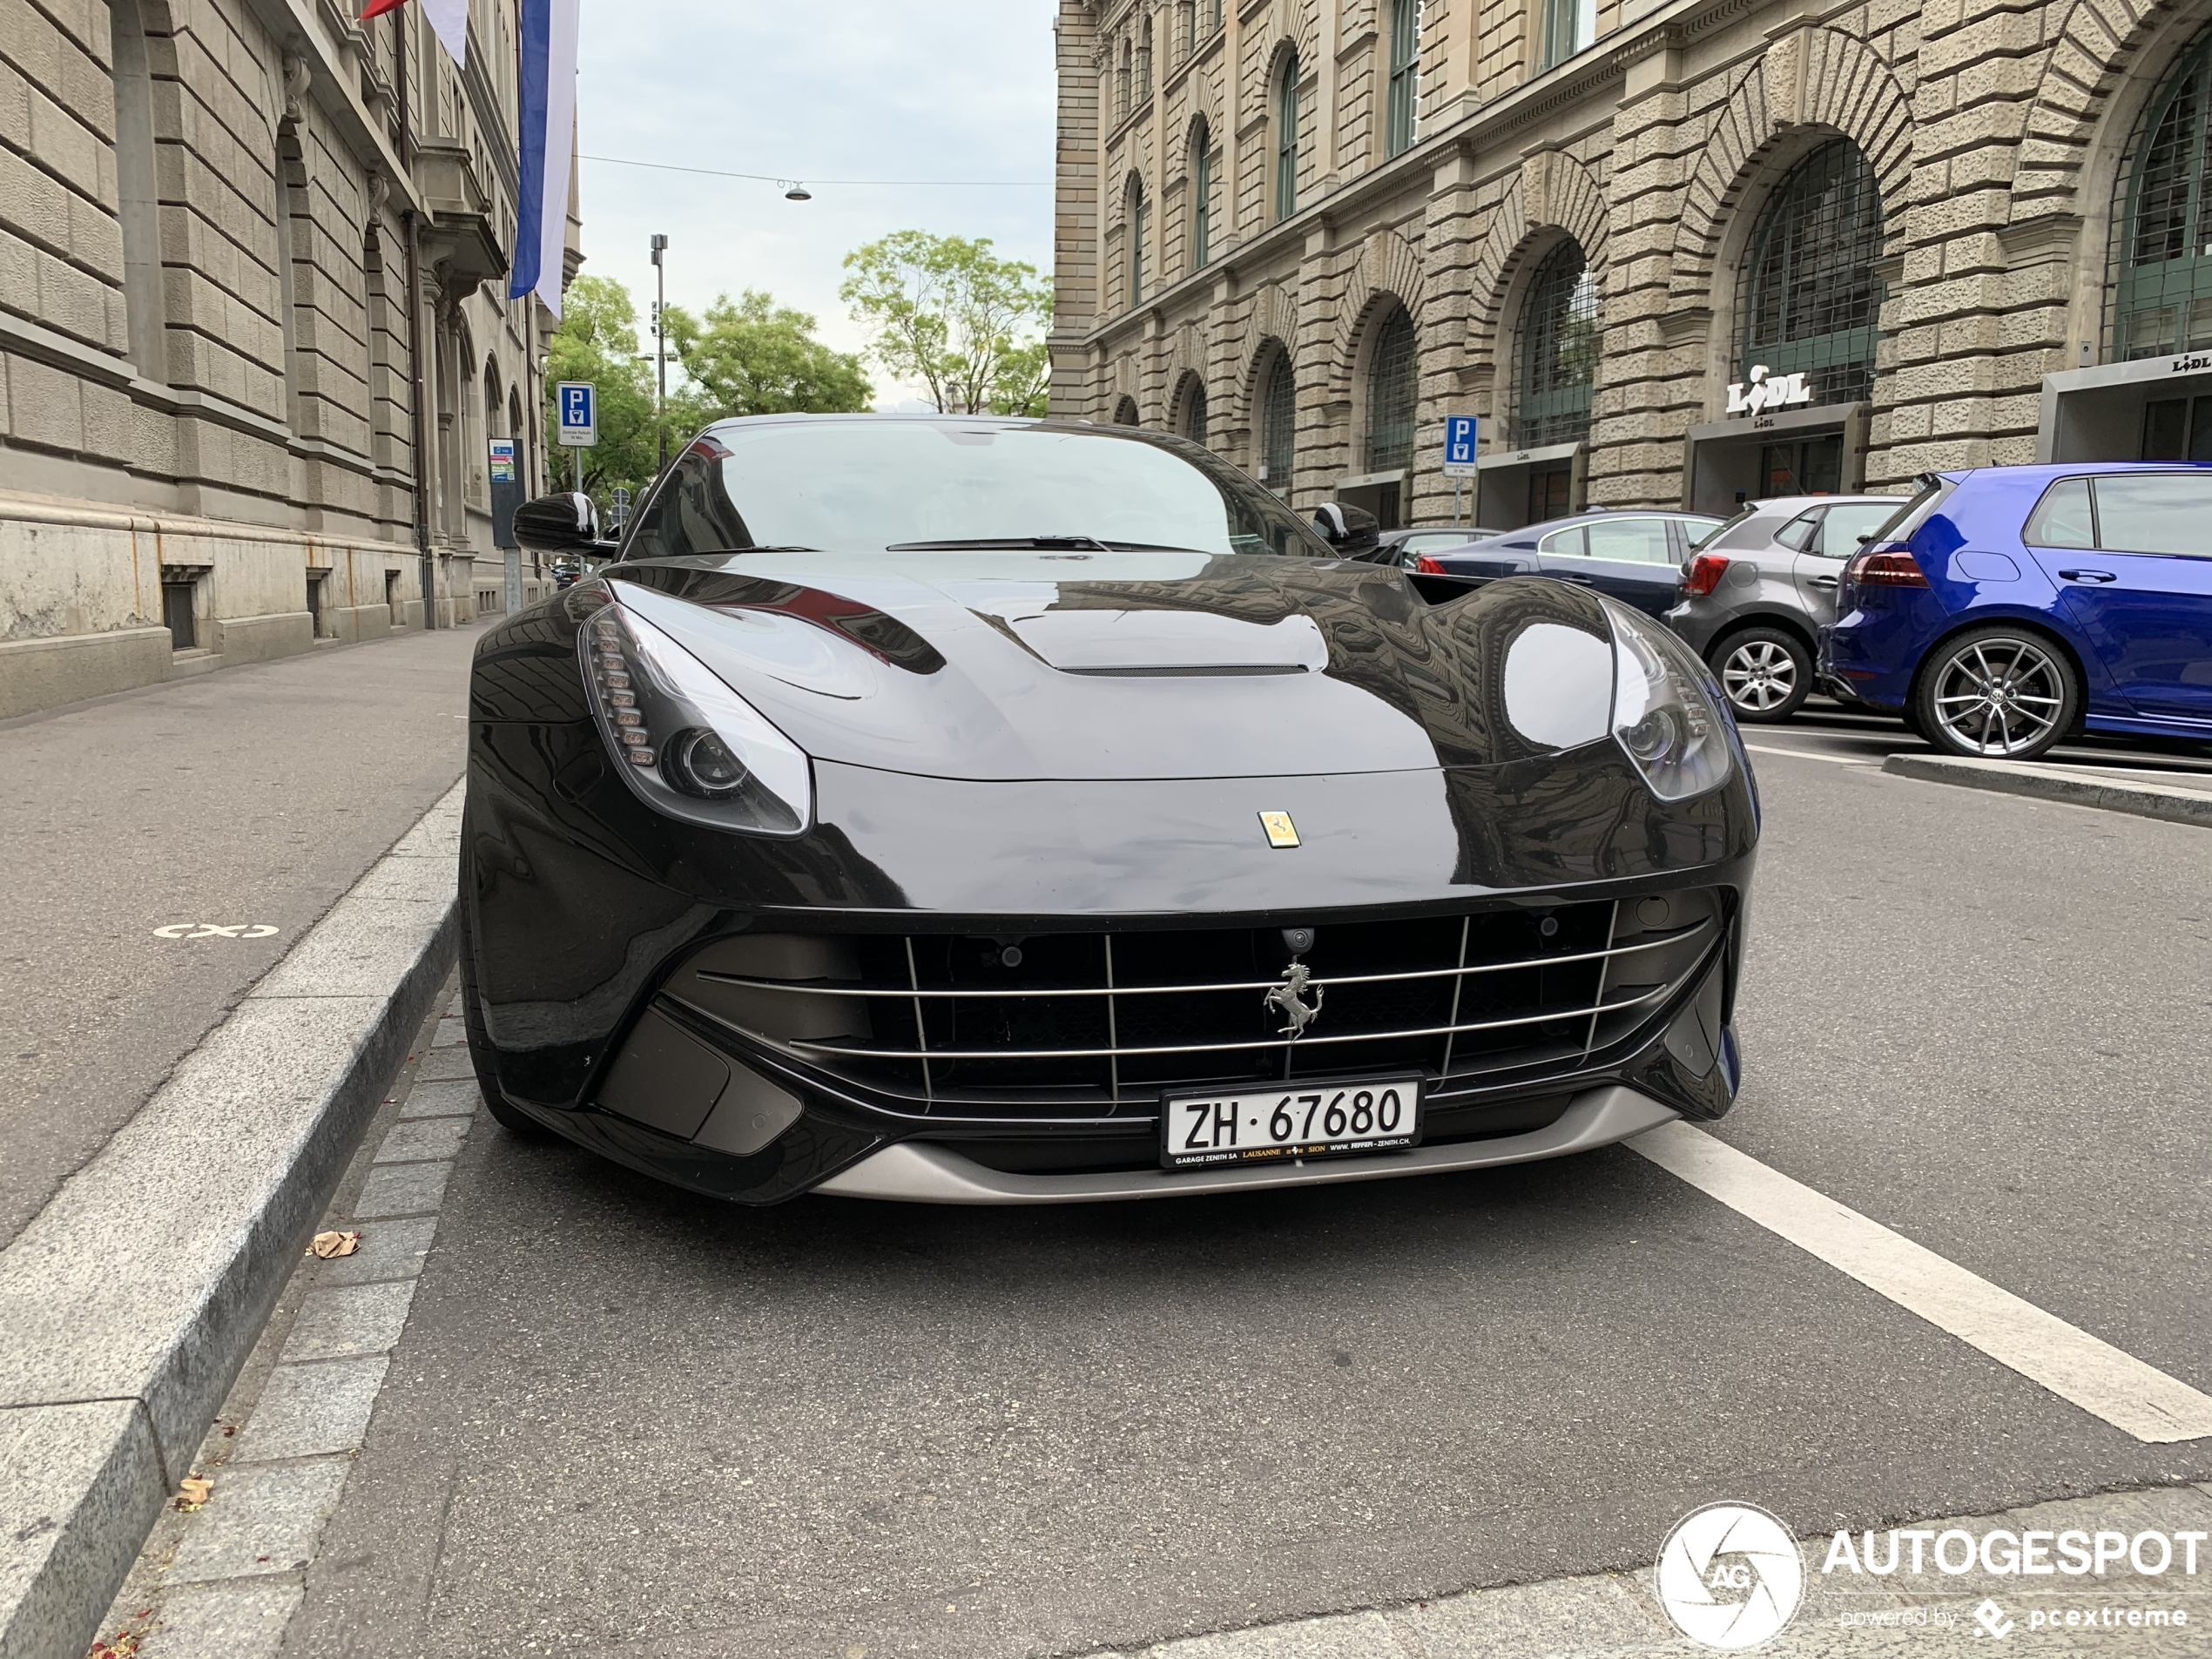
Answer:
[[1719, 639, 1800, 715], [1927, 637, 2067, 757]]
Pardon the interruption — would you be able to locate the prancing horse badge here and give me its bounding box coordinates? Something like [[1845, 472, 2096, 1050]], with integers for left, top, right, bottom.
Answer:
[[1258, 811, 1300, 849]]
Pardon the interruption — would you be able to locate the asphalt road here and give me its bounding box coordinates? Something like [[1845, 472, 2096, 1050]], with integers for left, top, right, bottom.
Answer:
[[0, 626, 483, 1247], [274, 719, 2212, 1658]]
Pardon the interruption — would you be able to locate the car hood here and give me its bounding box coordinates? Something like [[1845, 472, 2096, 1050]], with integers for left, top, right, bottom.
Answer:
[[603, 551, 1619, 782]]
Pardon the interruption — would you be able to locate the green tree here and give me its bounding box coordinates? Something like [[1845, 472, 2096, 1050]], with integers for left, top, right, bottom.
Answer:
[[539, 274, 691, 501], [840, 231, 1054, 415], [663, 291, 873, 417]]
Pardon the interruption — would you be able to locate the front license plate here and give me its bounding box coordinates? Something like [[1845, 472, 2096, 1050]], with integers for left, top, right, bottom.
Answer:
[[1162, 1077, 1423, 1170]]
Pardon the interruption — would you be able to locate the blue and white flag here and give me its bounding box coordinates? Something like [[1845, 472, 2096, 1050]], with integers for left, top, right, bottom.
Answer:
[[509, 0, 581, 320]]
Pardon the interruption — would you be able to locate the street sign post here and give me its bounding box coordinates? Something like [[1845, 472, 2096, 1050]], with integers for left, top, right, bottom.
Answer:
[[1441, 415, 1480, 524], [555, 381, 597, 494]]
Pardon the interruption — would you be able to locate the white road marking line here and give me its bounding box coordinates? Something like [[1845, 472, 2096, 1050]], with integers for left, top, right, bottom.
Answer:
[[1631, 1121, 2212, 1444], [1743, 743, 1875, 767]]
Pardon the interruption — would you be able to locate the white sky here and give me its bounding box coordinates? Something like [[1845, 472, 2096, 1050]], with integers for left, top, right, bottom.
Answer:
[[570, 1, 1060, 409]]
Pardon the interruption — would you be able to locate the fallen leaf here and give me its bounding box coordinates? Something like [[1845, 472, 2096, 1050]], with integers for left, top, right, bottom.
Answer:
[[175, 1475, 212, 1512], [308, 1231, 361, 1259]]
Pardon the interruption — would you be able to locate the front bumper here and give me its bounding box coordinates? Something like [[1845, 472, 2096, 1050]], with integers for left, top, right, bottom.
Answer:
[[477, 925, 1744, 1206], [817, 1084, 1681, 1204]]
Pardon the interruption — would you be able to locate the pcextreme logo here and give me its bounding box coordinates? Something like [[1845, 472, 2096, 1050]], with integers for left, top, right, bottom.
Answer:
[[1656, 1503, 1807, 1649]]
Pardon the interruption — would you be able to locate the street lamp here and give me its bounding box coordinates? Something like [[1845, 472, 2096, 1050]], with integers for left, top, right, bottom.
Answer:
[[651, 233, 669, 475]]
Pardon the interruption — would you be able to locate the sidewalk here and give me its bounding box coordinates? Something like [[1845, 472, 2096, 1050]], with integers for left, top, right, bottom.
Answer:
[[0, 623, 484, 1250]]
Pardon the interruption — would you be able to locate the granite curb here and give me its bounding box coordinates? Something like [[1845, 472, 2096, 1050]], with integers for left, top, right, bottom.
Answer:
[[1882, 753, 2212, 830], [0, 779, 466, 1659]]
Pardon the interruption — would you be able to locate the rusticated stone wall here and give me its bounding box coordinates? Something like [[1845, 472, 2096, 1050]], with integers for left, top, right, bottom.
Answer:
[[1052, 0, 2209, 515]]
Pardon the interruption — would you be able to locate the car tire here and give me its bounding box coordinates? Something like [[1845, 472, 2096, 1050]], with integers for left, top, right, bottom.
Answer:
[[456, 890, 550, 1138], [1710, 626, 1814, 723], [1912, 626, 2080, 761]]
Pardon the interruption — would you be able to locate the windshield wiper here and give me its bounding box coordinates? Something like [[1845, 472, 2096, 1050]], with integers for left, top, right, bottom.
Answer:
[[883, 535, 1209, 554]]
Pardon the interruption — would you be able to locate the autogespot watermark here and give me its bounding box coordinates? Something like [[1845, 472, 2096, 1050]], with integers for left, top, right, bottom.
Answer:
[[1656, 1504, 1807, 1649], [1656, 1511, 2207, 1649]]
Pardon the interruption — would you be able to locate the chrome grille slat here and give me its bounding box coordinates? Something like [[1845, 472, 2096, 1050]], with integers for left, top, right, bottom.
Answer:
[[779, 981, 1675, 1062], [1438, 914, 1471, 1077], [690, 922, 1712, 1001]]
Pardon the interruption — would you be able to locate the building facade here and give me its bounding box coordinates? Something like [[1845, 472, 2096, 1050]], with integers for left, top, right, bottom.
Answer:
[[1050, 0, 2212, 531], [0, 0, 580, 719]]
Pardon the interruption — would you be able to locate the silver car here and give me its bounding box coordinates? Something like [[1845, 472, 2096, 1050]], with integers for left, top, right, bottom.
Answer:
[[1663, 495, 1905, 722]]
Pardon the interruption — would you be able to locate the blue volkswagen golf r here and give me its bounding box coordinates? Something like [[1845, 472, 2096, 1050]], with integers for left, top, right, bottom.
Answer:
[[1819, 463, 2212, 759]]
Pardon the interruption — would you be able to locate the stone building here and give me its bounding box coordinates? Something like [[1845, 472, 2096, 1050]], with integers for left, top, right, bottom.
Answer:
[[1049, 0, 2212, 529], [0, 0, 580, 719]]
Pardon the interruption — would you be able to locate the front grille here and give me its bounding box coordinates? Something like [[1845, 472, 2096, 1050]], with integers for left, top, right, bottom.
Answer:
[[665, 891, 1725, 1120]]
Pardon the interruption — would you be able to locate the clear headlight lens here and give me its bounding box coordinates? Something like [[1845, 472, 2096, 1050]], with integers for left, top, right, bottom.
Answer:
[[1605, 601, 1735, 801], [576, 587, 813, 836]]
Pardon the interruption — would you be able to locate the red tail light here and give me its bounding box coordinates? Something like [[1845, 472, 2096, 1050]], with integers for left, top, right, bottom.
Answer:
[[1844, 550, 1931, 588], [1682, 553, 1730, 597], [1414, 554, 1446, 574]]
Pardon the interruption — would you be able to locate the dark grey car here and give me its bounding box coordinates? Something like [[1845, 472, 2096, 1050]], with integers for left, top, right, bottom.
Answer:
[[1664, 495, 1905, 722]]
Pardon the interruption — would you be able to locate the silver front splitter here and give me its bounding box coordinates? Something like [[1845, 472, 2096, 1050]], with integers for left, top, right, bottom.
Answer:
[[812, 1084, 1679, 1205]]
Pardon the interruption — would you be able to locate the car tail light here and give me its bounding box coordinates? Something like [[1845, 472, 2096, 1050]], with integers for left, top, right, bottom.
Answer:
[[1844, 550, 1930, 588], [1682, 553, 1730, 597], [1414, 554, 1446, 575]]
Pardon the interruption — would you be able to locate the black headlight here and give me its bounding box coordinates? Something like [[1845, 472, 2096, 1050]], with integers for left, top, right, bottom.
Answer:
[[1604, 601, 1736, 801], [575, 584, 813, 836]]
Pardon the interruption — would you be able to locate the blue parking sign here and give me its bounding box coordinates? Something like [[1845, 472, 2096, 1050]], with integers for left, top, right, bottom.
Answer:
[[1441, 415, 1479, 477], [556, 381, 597, 448]]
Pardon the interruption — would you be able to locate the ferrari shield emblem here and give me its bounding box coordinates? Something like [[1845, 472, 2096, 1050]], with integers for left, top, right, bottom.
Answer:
[[1258, 811, 1300, 848]]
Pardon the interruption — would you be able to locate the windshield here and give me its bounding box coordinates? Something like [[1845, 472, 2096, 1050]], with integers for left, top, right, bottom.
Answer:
[[622, 420, 1333, 561]]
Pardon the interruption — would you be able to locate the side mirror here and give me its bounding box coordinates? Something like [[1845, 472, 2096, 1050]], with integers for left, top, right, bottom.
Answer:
[[1312, 502, 1380, 557], [514, 492, 612, 555]]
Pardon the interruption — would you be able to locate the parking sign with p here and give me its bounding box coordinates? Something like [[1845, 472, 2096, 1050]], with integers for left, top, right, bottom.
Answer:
[[556, 381, 597, 448]]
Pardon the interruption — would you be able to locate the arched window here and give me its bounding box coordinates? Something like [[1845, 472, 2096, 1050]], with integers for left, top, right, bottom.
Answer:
[[2119, 35, 2212, 358], [1386, 0, 1422, 158], [1178, 0, 1196, 58], [1259, 347, 1296, 489], [1178, 375, 1210, 445], [1126, 177, 1147, 307], [1190, 121, 1213, 272], [1514, 239, 1599, 446], [1113, 395, 1141, 426], [1138, 17, 1153, 101], [1737, 138, 1885, 407], [1366, 307, 1418, 471], [1117, 40, 1131, 119], [1275, 55, 1301, 223]]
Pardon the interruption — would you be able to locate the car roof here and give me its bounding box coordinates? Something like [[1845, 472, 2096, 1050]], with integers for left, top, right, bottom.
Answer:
[[703, 413, 1050, 430], [1932, 462, 2212, 482], [1736, 494, 1902, 510]]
